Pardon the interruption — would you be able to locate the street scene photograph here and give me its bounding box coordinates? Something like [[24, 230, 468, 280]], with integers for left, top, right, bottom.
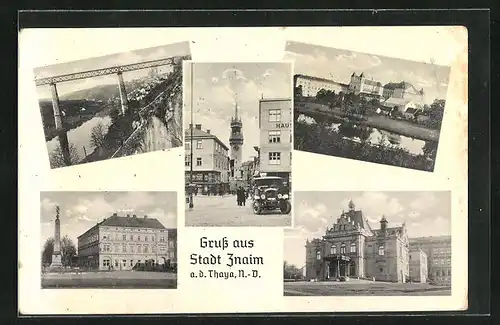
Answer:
[[40, 191, 177, 289], [285, 41, 450, 172], [34, 41, 190, 169], [184, 62, 293, 227], [283, 191, 452, 296]]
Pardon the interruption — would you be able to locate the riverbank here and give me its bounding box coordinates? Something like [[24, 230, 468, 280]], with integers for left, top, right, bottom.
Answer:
[[295, 102, 440, 142]]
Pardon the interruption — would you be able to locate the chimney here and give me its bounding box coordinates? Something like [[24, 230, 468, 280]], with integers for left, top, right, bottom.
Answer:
[[195, 124, 202, 130], [144, 215, 148, 219], [206, 129, 210, 134]]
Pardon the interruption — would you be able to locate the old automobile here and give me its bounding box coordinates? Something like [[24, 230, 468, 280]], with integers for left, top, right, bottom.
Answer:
[[252, 176, 291, 214]]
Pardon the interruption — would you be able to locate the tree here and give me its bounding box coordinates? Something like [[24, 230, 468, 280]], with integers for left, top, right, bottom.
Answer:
[[49, 143, 80, 168], [90, 122, 107, 149], [41, 235, 77, 267]]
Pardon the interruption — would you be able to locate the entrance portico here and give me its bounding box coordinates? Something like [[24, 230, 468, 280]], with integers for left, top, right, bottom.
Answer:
[[324, 255, 356, 279]]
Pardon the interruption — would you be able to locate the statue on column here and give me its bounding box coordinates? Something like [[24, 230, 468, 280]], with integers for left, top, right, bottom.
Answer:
[[50, 205, 63, 268]]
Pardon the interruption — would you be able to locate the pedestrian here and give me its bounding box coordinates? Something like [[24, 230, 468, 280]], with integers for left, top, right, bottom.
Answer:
[[237, 187, 243, 206], [242, 188, 247, 206]]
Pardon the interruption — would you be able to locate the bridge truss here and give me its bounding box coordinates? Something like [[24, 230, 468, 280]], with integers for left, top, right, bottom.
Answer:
[[34, 57, 177, 86]]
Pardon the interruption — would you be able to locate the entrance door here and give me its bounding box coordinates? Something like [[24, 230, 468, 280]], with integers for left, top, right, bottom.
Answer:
[[350, 262, 356, 277]]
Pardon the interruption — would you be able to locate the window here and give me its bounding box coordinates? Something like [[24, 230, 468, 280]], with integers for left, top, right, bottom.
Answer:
[[122, 244, 127, 253], [185, 142, 190, 150], [169, 241, 174, 248], [268, 130, 281, 143], [340, 243, 346, 254], [103, 259, 110, 267], [185, 157, 190, 167], [196, 158, 202, 166], [144, 245, 149, 253], [269, 152, 281, 165], [269, 109, 281, 122], [123, 234, 126, 240], [316, 251, 321, 260], [130, 235, 134, 241], [137, 244, 141, 252], [378, 245, 385, 256], [130, 260, 134, 267], [129, 245, 134, 253], [152, 236, 155, 242], [160, 236, 165, 242], [122, 260, 126, 266], [350, 243, 356, 253], [196, 140, 203, 149], [145, 236, 148, 242], [138, 235, 141, 241], [331, 246, 337, 254], [380, 267, 383, 273], [448, 270, 451, 276], [114, 260, 118, 267]]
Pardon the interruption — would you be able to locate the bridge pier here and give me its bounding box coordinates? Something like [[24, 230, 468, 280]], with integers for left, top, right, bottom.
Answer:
[[117, 72, 129, 115], [49, 83, 63, 130]]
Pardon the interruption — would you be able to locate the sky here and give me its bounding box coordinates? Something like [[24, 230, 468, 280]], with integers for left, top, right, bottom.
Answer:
[[40, 191, 177, 250], [34, 41, 190, 99], [284, 41, 450, 105], [284, 191, 451, 268], [183, 62, 292, 162]]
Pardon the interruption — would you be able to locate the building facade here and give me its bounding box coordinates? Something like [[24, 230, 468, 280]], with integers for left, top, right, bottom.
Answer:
[[77, 213, 176, 271], [258, 98, 292, 185], [185, 124, 230, 194], [409, 236, 451, 286], [349, 72, 384, 98], [409, 249, 428, 283], [305, 200, 410, 283], [383, 81, 425, 104], [294, 74, 348, 97]]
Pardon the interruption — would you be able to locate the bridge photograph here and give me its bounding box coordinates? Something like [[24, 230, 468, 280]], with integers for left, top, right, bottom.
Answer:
[[34, 41, 191, 169]]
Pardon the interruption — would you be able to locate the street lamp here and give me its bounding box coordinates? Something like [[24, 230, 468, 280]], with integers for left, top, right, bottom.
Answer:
[[189, 62, 194, 209]]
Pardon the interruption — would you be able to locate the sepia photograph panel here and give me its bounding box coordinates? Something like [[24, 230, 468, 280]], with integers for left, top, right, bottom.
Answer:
[[34, 42, 191, 169], [184, 62, 293, 227], [40, 191, 178, 289], [286, 41, 450, 172], [284, 191, 451, 296]]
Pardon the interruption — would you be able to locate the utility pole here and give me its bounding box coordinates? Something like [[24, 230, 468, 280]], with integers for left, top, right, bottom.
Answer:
[[188, 62, 194, 209]]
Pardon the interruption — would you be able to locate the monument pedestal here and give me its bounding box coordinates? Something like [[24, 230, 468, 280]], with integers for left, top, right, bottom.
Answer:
[[50, 254, 63, 268]]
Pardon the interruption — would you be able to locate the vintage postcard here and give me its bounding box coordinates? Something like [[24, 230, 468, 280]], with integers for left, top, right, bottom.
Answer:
[[286, 41, 450, 172], [18, 26, 468, 314], [34, 42, 190, 169], [183, 61, 293, 227], [40, 191, 178, 289], [284, 191, 451, 296]]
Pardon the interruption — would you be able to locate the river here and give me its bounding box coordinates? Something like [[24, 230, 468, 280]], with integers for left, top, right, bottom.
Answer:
[[297, 114, 426, 155], [46, 115, 112, 161]]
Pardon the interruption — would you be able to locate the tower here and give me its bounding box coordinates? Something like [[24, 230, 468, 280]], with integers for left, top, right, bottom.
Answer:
[[348, 199, 355, 211], [380, 215, 388, 233], [229, 101, 244, 178], [50, 205, 63, 268]]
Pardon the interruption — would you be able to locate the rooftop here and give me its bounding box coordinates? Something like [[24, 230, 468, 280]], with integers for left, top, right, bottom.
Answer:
[[294, 74, 348, 86], [382, 97, 413, 108], [185, 124, 229, 151], [78, 214, 168, 239]]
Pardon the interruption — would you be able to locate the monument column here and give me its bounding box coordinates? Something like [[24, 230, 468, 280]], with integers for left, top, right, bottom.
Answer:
[[117, 71, 129, 115], [50, 83, 63, 130], [50, 206, 63, 268]]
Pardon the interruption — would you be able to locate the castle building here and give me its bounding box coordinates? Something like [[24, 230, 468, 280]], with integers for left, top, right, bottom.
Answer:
[[409, 236, 451, 286], [305, 200, 410, 282], [258, 98, 292, 186], [185, 124, 230, 194], [348, 72, 384, 99], [409, 249, 428, 283], [77, 213, 176, 271]]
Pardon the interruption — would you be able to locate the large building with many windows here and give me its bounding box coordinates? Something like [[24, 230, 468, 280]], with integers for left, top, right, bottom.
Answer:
[[305, 200, 410, 283], [185, 124, 230, 195], [77, 213, 176, 271], [258, 98, 292, 185], [294, 74, 348, 97], [409, 236, 451, 286]]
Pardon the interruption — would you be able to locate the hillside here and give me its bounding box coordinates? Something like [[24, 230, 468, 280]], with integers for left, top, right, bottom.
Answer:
[[60, 84, 120, 101]]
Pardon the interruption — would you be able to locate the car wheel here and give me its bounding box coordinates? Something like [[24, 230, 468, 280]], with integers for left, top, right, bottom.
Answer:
[[280, 200, 291, 214], [253, 201, 262, 215]]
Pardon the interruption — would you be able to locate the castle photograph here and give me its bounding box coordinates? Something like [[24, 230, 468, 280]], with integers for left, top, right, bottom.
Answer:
[[40, 191, 178, 289], [183, 62, 292, 227], [284, 191, 451, 296], [285, 41, 450, 172]]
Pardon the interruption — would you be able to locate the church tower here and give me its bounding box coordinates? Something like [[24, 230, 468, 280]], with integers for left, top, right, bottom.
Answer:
[[229, 101, 244, 177]]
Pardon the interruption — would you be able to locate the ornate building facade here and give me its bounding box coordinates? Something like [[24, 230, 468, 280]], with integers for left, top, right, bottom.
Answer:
[[305, 200, 411, 283]]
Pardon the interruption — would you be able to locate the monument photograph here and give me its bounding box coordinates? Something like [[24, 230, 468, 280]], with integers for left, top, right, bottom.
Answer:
[[285, 41, 450, 172], [40, 191, 178, 289], [34, 42, 191, 169], [183, 61, 293, 227], [283, 191, 452, 296]]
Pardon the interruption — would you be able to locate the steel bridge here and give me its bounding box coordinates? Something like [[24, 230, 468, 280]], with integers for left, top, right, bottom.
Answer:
[[39, 57, 178, 166]]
